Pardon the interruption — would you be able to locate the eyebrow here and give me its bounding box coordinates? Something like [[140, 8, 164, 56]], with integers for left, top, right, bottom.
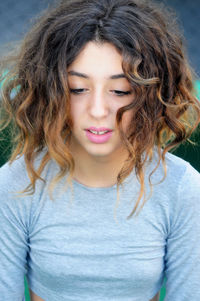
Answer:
[[68, 70, 126, 80]]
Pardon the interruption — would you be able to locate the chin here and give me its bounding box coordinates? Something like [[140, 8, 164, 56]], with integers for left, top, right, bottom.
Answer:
[[85, 145, 120, 159]]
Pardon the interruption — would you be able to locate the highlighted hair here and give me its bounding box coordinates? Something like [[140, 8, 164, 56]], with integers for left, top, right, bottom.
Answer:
[[0, 0, 199, 219]]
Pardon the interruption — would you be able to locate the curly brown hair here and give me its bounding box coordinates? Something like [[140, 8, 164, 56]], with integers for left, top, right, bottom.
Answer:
[[0, 0, 199, 219]]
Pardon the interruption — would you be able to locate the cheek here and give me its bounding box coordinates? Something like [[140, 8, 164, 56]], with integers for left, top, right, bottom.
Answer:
[[70, 103, 82, 124]]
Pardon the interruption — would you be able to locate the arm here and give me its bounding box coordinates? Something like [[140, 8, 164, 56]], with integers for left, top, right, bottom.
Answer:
[[0, 161, 30, 300], [150, 292, 160, 301], [29, 288, 45, 301], [164, 163, 200, 300]]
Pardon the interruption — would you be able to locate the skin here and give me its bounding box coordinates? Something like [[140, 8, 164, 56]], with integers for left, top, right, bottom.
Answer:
[[29, 41, 160, 300], [68, 41, 134, 188]]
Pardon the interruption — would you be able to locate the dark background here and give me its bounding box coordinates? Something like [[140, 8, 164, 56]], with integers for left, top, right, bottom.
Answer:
[[0, 0, 200, 75], [0, 0, 199, 170], [0, 0, 200, 170]]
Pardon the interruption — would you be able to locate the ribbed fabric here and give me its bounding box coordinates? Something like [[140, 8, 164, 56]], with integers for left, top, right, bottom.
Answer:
[[0, 151, 200, 300]]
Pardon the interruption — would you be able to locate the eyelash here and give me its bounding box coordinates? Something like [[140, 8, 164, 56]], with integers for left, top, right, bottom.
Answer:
[[69, 89, 131, 97]]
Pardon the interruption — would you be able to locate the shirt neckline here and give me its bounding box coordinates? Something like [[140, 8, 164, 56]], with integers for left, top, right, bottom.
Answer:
[[71, 169, 136, 192], [72, 177, 117, 192]]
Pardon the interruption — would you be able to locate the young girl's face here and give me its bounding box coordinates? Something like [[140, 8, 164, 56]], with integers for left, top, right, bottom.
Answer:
[[67, 42, 134, 161]]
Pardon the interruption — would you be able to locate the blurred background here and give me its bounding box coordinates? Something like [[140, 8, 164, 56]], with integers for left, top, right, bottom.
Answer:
[[0, 0, 200, 73], [0, 0, 199, 300]]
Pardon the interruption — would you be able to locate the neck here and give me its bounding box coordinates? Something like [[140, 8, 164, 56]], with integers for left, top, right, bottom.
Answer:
[[70, 145, 129, 188]]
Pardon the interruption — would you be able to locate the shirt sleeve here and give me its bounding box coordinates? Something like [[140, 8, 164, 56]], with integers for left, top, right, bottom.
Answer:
[[164, 163, 200, 300], [0, 160, 30, 300]]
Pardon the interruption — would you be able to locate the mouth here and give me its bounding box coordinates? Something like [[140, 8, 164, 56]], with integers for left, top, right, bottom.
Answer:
[[84, 129, 113, 143], [85, 129, 112, 135], [85, 127, 113, 134]]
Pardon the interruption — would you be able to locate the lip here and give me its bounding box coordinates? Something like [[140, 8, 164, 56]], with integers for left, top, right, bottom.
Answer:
[[85, 129, 113, 143], [86, 127, 113, 132]]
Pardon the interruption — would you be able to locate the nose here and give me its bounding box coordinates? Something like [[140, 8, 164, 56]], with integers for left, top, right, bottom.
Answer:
[[88, 89, 109, 119]]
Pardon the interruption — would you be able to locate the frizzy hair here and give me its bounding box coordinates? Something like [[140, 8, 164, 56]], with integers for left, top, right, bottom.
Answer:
[[0, 0, 199, 219]]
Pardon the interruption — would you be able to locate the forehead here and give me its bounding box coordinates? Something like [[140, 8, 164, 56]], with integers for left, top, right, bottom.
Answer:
[[67, 42, 124, 79]]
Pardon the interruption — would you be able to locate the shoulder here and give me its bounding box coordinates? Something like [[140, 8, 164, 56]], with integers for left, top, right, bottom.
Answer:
[[149, 151, 200, 212], [0, 155, 29, 193], [0, 151, 59, 228], [164, 151, 191, 174], [164, 151, 200, 188], [163, 153, 199, 219], [150, 150, 199, 187], [0, 150, 57, 200]]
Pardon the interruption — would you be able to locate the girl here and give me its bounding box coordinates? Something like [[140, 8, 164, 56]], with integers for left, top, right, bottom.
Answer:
[[0, 0, 200, 300]]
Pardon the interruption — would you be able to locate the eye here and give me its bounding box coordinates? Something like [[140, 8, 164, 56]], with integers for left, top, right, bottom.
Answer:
[[69, 88, 132, 96], [112, 90, 132, 97], [69, 88, 87, 94]]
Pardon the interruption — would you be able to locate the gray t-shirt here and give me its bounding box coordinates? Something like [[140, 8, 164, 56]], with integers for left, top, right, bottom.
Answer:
[[0, 151, 200, 300]]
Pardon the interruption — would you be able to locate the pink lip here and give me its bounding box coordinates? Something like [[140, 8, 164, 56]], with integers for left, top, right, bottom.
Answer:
[[85, 129, 113, 144], [86, 127, 112, 132]]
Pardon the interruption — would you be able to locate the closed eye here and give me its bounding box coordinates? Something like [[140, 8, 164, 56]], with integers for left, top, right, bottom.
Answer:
[[70, 88, 87, 94], [111, 90, 132, 96], [69, 89, 132, 96]]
